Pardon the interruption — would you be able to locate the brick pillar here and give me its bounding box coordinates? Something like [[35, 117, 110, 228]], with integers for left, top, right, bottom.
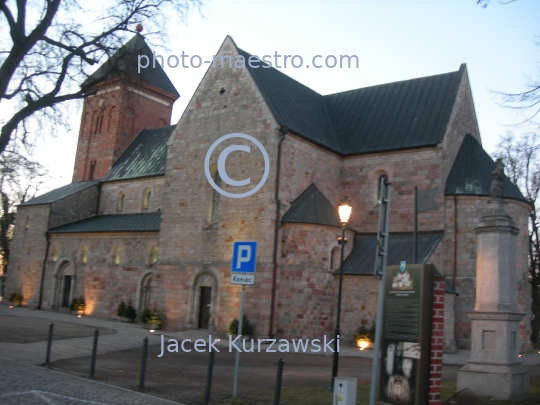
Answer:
[[429, 276, 445, 405]]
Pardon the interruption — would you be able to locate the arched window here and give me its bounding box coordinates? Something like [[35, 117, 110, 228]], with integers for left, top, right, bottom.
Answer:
[[24, 215, 30, 230], [149, 246, 158, 265], [209, 171, 221, 223], [113, 247, 121, 266], [330, 246, 340, 270], [51, 246, 59, 262], [117, 192, 125, 211], [377, 174, 388, 205], [80, 246, 88, 264], [142, 188, 151, 210]]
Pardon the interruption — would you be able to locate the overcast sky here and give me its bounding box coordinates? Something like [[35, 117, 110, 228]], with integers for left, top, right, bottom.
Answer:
[[34, 0, 540, 191]]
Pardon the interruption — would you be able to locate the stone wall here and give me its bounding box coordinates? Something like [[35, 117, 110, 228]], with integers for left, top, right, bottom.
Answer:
[[49, 184, 100, 228], [4, 204, 50, 307], [99, 177, 164, 214], [42, 232, 159, 316]]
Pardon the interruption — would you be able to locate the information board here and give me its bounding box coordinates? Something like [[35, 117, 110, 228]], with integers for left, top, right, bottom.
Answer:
[[379, 264, 434, 405]]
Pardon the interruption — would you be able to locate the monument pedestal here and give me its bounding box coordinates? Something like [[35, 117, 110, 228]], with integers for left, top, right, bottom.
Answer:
[[457, 312, 529, 401], [456, 195, 529, 401]]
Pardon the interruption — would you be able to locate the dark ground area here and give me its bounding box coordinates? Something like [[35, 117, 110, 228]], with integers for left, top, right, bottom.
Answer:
[[48, 343, 540, 405], [0, 314, 115, 343]]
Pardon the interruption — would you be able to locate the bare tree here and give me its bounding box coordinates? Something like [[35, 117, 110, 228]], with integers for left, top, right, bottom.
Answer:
[[495, 132, 540, 343], [0, 0, 202, 155]]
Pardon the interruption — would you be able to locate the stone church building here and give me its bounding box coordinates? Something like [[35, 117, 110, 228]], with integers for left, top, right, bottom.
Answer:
[[5, 35, 532, 351]]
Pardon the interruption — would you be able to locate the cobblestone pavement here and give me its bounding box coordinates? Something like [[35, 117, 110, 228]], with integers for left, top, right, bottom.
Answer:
[[0, 356, 183, 405]]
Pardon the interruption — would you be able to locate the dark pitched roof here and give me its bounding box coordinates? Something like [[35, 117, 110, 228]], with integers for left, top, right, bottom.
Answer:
[[340, 231, 443, 276], [103, 125, 174, 181], [21, 181, 99, 206], [49, 213, 161, 233], [238, 44, 464, 155], [83, 34, 180, 97], [281, 184, 341, 227], [445, 134, 528, 203]]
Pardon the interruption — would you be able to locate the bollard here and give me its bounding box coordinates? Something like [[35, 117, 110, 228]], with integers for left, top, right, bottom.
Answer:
[[90, 329, 99, 378], [139, 337, 148, 389], [273, 358, 285, 405], [45, 322, 54, 365], [203, 349, 216, 405]]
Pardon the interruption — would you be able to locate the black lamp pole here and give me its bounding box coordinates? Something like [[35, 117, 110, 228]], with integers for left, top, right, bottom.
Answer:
[[331, 223, 347, 389]]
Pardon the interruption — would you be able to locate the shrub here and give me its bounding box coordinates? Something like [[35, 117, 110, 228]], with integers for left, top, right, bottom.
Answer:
[[228, 315, 254, 336], [9, 291, 22, 304], [70, 297, 85, 311], [124, 304, 137, 321], [355, 319, 375, 342], [116, 300, 127, 317], [141, 308, 162, 325]]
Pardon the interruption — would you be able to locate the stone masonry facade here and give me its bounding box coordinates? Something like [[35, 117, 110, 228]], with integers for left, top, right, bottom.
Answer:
[[4, 36, 532, 354]]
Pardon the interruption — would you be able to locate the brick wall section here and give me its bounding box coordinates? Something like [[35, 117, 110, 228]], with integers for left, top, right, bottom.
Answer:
[[48, 184, 100, 228], [429, 276, 445, 405], [73, 78, 177, 182], [41, 232, 159, 315], [99, 177, 164, 214], [4, 204, 50, 307], [441, 66, 481, 182]]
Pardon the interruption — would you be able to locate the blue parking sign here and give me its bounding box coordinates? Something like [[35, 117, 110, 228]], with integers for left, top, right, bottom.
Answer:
[[231, 242, 257, 273]]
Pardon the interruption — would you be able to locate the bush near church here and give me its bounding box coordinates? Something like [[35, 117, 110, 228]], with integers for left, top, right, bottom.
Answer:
[[228, 315, 254, 337], [9, 291, 22, 306]]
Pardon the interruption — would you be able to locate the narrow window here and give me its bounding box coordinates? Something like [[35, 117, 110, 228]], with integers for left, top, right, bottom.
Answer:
[[142, 188, 151, 210], [80, 246, 88, 264], [117, 192, 125, 211], [149, 246, 158, 265], [377, 174, 388, 205], [209, 172, 221, 223], [113, 247, 121, 266]]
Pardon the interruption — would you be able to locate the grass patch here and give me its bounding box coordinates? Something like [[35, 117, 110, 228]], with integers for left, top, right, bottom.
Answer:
[[441, 379, 540, 405], [218, 384, 371, 405], [219, 379, 540, 405]]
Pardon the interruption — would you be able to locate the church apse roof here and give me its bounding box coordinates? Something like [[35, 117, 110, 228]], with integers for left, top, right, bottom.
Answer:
[[445, 134, 528, 203], [238, 44, 464, 156], [103, 125, 175, 182], [83, 34, 180, 97], [340, 231, 444, 276], [281, 184, 342, 228]]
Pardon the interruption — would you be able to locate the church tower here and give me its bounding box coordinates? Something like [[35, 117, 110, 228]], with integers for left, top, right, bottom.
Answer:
[[72, 34, 180, 181]]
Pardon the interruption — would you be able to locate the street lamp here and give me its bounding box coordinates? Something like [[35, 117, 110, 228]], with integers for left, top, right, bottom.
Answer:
[[331, 196, 352, 390]]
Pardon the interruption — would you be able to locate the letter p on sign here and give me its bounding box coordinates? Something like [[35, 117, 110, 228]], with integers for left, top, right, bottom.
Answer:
[[231, 242, 257, 274]]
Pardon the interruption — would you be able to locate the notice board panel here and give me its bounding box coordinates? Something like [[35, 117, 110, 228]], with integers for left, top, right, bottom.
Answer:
[[379, 264, 434, 405]]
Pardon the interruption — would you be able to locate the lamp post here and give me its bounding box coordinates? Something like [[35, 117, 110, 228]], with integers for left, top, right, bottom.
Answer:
[[330, 196, 352, 390]]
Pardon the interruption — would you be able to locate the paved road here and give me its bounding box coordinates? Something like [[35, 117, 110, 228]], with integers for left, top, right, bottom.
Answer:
[[0, 356, 182, 405]]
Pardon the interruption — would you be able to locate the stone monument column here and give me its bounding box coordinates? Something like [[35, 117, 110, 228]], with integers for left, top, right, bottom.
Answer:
[[457, 159, 529, 401]]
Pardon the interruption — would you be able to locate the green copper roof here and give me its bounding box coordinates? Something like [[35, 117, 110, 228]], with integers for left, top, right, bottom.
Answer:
[[104, 125, 174, 182]]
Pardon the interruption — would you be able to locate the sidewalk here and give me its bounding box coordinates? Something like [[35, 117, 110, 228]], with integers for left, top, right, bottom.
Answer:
[[3, 304, 540, 367]]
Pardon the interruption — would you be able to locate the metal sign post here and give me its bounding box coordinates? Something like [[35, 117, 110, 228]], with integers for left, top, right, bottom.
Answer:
[[230, 241, 257, 397], [233, 284, 245, 397], [369, 178, 392, 405]]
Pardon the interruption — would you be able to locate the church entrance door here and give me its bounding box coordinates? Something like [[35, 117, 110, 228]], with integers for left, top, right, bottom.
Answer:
[[198, 286, 211, 329]]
